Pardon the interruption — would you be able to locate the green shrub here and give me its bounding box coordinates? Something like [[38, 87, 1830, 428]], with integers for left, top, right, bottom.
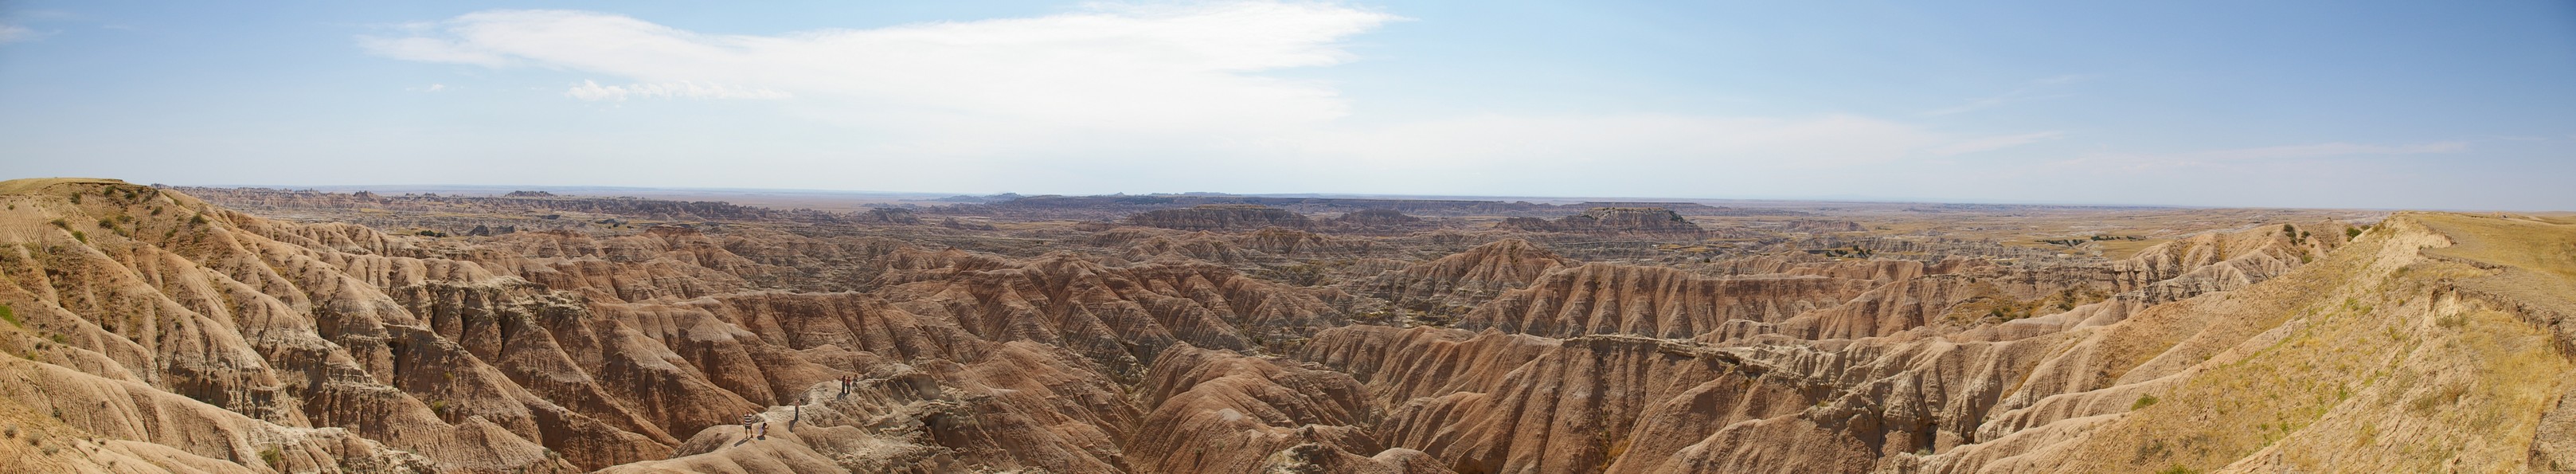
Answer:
[[0, 304, 15, 327], [71, 231, 85, 243], [260, 447, 283, 468], [2347, 226, 2363, 238], [2156, 466, 2199, 474], [2132, 394, 2160, 409]]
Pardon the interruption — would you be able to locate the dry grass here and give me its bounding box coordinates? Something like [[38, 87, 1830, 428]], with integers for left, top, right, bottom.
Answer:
[[2045, 213, 2576, 473]]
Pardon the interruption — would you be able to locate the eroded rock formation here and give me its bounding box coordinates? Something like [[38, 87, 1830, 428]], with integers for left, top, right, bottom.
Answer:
[[5, 178, 2565, 474]]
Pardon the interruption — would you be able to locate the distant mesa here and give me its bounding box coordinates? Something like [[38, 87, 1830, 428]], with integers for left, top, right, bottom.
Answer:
[[1320, 208, 1431, 233], [932, 192, 1025, 203], [1128, 204, 1312, 231], [502, 190, 557, 198], [1329, 209, 1421, 226], [866, 207, 923, 225], [940, 217, 997, 230], [1757, 219, 1864, 233], [465, 224, 518, 236], [1496, 206, 1706, 235]]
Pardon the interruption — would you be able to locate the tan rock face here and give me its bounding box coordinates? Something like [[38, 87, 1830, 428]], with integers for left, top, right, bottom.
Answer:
[[1460, 263, 1875, 339], [5, 179, 2562, 474], [1368, 239, 1570, 313]]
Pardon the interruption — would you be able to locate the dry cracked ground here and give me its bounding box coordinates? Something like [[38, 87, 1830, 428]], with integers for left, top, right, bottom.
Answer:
[[2, 177, 2573, 473]]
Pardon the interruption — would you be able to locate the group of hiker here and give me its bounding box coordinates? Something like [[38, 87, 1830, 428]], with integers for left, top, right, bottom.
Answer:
[[738, 375, 861, 441], [741, 400, 803, 440]]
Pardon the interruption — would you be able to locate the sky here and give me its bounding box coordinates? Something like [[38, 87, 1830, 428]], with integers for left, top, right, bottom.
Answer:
[[2, 1, 2572, 210]]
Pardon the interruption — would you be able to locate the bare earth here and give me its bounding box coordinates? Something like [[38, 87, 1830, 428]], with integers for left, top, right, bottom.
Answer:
[[3, 177, 2570, 473]]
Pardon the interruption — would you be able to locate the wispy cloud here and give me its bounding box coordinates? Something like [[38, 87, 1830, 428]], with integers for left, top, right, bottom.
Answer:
[[2058, 141, 2470, 170], [407, 84, 448, 92], [1929, 131, 2062, 156], [1924, 74, 2090, 116], [358, 4, 1399, 129], [564, 80, 786, 101], [2180, 141, 2467, 161], [352, 3, 2027, 195], [0, 25, 45, 44]]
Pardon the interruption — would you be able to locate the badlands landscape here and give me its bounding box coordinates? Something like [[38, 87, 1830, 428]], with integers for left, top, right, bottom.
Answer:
[[2, 177, 2573, 474]]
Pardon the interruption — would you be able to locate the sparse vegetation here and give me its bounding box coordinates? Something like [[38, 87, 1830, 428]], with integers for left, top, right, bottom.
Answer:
[[0, 304, 15, 327], [260, 447, 284, 468], [1265, 263, 1331, 286], [2408, 384, 2468, 413], [2132, 394, 2160, 409]]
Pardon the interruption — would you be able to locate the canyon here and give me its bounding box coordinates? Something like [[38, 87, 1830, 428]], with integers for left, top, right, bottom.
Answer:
[[2, 177, 2571, 473]]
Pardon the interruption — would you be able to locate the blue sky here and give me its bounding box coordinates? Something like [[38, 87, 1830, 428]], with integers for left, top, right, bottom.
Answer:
[[2, 1, 2571, 210]]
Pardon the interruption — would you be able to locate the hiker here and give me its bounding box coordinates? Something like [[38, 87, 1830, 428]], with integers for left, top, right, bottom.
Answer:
[[756, 421, 768, 440], [741, 413, 757, 433], [792, 402, 802, 429]]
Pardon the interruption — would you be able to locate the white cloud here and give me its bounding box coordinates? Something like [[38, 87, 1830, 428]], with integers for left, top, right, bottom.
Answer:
[[408, 84, 448, 92], [359, 35, 515, 67], [0, 25, 43, 44], [1309, 114, 1943, 169], [353, 3, 2054, 197], [1924, 74, 2089, 116], [360, 4, 1397, 131], [564, 80, 786, 101], [2058, 141, 2470, 171], [1929, 131, 2062, 156], [2177, 141, 2467, 162]]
